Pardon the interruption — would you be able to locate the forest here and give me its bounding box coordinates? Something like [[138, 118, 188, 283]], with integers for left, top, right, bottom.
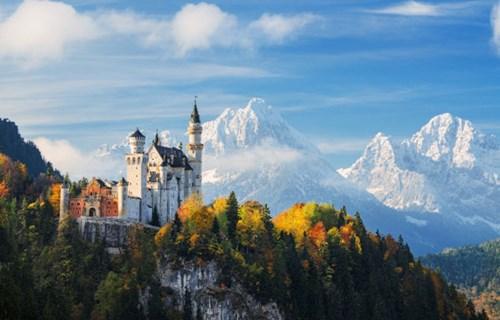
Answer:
[[0, 149, 490, 319], [422, 239, 500, 319]]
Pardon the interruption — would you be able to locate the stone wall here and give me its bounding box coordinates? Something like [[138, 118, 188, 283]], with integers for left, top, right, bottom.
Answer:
[[78, 217, 158, 248]]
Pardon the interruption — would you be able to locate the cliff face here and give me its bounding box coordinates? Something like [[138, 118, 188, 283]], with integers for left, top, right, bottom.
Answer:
[[158, 260, 283, 320]]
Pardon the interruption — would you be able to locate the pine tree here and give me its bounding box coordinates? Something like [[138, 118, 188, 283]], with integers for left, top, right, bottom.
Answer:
[[211, 217, 220, 239], [226, 192, 239, 242]]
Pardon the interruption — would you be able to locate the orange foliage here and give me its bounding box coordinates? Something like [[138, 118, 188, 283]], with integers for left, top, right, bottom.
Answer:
[[0, 181, 9, 198], [339, 223, 353, 245], [49, 183, 61, 215], [177, 193, 204, 223], [308, 222, 327, 248]]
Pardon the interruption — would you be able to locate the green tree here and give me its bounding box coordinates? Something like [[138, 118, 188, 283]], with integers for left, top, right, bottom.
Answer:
[[226, 191, 239, 242]]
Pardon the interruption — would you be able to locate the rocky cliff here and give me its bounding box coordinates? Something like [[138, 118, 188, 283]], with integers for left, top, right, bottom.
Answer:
[[158, 260, 283, 320]]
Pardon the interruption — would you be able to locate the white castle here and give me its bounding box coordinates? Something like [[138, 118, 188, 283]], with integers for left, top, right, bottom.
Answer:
[[60, 101, 203, 226]]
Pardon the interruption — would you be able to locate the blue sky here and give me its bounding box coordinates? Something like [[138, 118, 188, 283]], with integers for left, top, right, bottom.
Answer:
[[1, 0, 500, 175]]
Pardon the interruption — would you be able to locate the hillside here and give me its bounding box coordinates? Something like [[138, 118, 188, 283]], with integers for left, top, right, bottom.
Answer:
[[0, 118, 49, 176], [422, 239, 500, 319], [0, 149, 489, 320]]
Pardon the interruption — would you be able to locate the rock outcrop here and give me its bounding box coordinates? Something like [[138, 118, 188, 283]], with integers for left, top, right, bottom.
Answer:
[[158, 260, 283, 320]]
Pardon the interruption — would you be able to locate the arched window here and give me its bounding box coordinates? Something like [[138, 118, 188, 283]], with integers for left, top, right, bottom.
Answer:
[[132, 158, 136, 165]]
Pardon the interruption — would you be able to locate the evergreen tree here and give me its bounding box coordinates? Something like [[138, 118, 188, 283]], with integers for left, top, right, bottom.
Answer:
[[226, 191, 239, 242]]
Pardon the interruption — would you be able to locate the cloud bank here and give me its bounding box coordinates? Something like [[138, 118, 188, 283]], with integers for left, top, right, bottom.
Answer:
[[34, 137, 122, 179], [0, 0, 319, 66], [0, 0, 99, 67]]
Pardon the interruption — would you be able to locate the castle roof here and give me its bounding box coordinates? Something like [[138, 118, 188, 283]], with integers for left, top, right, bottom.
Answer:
[[130, 128, 145, 139], [190, 100, 201, 124], [152, 144, 191, 169]]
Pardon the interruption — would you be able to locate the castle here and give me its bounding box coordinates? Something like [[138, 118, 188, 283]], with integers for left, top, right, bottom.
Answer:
[[59, 101, 203, 226]]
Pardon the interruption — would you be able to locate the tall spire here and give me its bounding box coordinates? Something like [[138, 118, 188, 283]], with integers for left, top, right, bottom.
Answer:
[[190, 96, 201, 124], [153, 130, 160, 146]]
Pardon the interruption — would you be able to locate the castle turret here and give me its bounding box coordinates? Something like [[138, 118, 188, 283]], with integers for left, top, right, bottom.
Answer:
[[129, 128, 146, 153], [187, 99, 203, 194], [59, 182, 69, 221], [126, 129, 148, 199], [117, 178, 128, 218]]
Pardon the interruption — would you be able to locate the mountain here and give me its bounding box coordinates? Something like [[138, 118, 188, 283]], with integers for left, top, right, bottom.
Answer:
[[94, 103, 499, 254], [203, 98, 368, 211], [0, 118, 50, 176], [339, 113, 500, 242], [200, 98, 452, 255], [421, 238, 500, 319]]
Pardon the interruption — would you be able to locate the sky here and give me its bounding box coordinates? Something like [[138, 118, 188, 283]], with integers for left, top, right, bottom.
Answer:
[[1, 0, 500, 177]]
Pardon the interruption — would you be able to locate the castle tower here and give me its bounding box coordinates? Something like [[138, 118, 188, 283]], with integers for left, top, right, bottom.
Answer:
[[187, 99, 203, 194], [117, 178, 128, 218], [59, 182, 69, 221], [126, 129, 148, 199]]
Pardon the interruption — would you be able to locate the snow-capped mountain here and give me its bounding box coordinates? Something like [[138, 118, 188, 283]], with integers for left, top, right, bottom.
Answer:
[[339, 113, 500, 233], [201, 98, 372, 213], [94, 102, 500, 254]]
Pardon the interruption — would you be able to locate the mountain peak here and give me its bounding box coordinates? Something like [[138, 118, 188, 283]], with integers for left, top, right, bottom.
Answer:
[[244, 97, 270, 113], [409, 113, 477, 167], [202, 98, 314, 154]]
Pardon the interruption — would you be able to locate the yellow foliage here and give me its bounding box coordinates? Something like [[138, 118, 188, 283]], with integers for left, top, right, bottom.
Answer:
[[210, 197, 228, 216], [237, 201, 266, 248], [177, 193, 204, 223], [155, 223, 172, 246], [49, 183, 61, 216], [190, 207, 215, 234], [274, 203, 311, 243], [189, 233, 200, 247]]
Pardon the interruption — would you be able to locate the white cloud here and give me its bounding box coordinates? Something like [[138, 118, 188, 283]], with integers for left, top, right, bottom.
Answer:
[[0, 0, 319, 64], [491, 3, 500, 53], [34, 137, 122, 179], [372, 1, 442, 16], [249, 13, 319, 43], [171, 3, 239, 55], [204, 139, 301, 172], [0, 0, 100, 67]]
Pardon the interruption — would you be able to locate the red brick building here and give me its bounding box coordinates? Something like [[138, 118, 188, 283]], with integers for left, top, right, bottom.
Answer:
[[69, 178, 119, 218]]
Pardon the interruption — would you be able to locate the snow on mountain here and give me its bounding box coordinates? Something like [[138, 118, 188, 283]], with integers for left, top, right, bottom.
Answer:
[[339, 113, 500, 235], [92, 104, 500, 254], [201, 97, 369, 213], [202, 97, 315, 155]]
